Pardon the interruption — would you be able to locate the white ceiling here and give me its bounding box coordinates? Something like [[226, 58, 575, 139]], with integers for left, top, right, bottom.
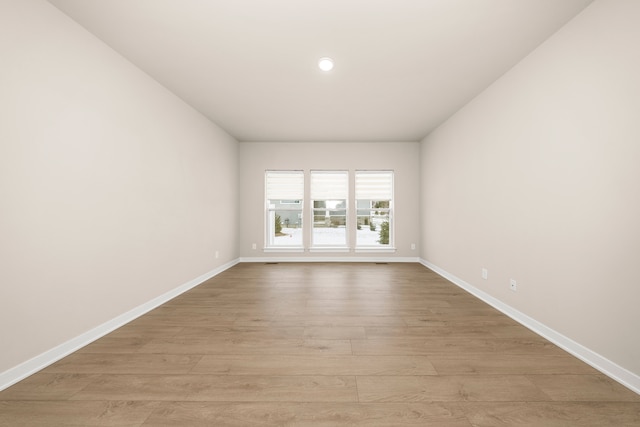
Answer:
[[48, 0, 593, 142]]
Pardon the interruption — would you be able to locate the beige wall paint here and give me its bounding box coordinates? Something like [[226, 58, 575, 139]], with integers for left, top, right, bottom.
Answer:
[[421, 0, 640, 376], [0, 0, 239, 373], [239, 142, 420, 259]]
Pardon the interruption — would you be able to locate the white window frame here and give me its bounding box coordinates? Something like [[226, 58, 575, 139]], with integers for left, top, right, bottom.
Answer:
[[355, 170, 395, 252], [310, 170, 349, 252], [264, 170, 304, 252]]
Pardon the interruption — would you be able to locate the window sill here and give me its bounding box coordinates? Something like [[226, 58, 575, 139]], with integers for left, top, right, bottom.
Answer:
[[263, 247, 305, 253], [309, 247, 351, 253], [263, 247, 396, 254], [354, 247, 397, 253]]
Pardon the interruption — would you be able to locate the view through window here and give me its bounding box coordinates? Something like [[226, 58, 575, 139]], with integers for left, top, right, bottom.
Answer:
[[310, 171, 349, 248], [265, 170, 304, 248], [355, 171, 393, 248]]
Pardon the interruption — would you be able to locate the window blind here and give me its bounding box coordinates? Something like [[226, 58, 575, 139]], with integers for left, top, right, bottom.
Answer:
[[265, 171, 304, 200], [310, 171, 348, 200], [355, 171, 393, 200]]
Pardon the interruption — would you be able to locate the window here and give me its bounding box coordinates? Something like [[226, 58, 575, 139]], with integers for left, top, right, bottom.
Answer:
[[356, 171, 393, 248], [310, 171, 349, 248], [265, 171, 304, 249], [263, 170, 394, 252]]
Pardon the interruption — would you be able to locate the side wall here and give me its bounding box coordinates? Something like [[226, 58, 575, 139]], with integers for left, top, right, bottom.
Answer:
[[421, 0, 640, 383], [0, 0, 239, 378], [239, 142, 420, 260]]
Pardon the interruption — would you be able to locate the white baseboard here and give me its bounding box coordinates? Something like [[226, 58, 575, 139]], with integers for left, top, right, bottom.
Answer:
[[0, 258, 239, 392], [420, 259, 640, 395], [239, 256, 420, 263]]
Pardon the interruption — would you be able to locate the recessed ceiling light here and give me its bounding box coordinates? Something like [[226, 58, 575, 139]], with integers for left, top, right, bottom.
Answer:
[[318, 57, 334, 71]]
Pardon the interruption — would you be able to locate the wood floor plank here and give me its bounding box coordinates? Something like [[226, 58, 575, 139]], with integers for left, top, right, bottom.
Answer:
[[174, 326, 306, 340], [404, 315, 516, 328], [243, 314, 408, 328], [191, 355, 438, 376], [428, 354, 599, 375], [70, 375, 358, 402], [303, 326, 367, 340], [141, 402, 471, 427], [0, 374, 100, 401], [461, 402, 640, 427], [138, 337, 353, 355], [364, 326, 498, 339], [526, 374, 640, 402], [357, 375, 551, 402], [351, 337, 565, 356], [305, 298, 453, 311], [0, 400, 160, 427], [42, 354, 203, 375]]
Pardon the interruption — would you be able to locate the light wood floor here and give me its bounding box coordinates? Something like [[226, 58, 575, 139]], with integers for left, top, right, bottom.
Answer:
[[1, 262, 639, 426]]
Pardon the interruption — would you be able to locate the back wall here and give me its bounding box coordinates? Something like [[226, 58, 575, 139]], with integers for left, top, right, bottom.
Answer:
[[239, 142, 420, 260]]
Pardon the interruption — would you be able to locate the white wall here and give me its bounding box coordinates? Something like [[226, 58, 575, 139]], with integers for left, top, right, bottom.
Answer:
[[0, 0, 239, 376], [239, 142, 420, 260], [421, 0, 640, 382]]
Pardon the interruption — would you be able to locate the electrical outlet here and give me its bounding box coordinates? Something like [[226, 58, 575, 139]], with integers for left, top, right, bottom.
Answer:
[[510, 279, 517, 291], [215, 251, 219, 259], [411, 243, 416, 250], [482, 268, 488, 280], [252, 243, 257, 250]]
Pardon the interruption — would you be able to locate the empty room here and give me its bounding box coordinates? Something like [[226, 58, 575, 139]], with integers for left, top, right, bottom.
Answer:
[[1, 0, 639, 425]]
